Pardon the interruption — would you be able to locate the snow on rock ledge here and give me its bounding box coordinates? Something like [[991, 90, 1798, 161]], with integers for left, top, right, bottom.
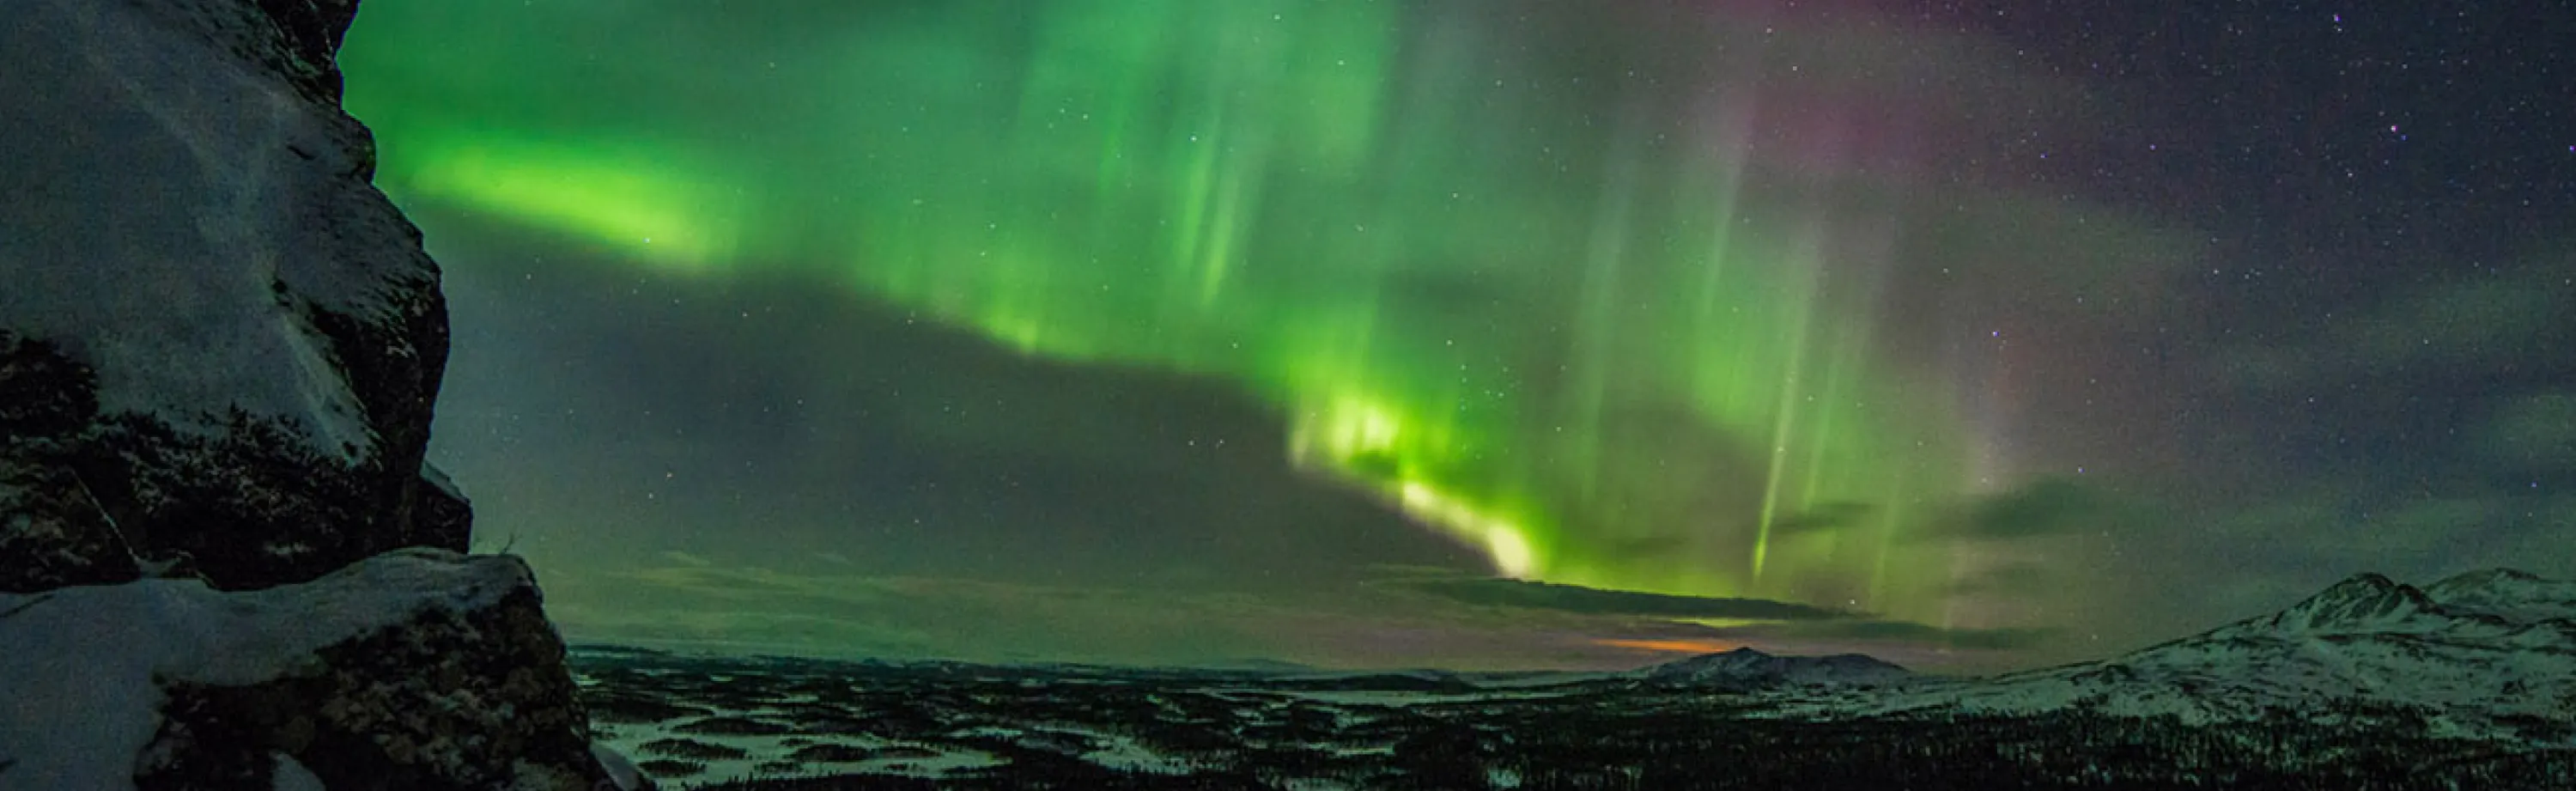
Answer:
[[0, 0, 468, 592], [0, 549, 612, 790]]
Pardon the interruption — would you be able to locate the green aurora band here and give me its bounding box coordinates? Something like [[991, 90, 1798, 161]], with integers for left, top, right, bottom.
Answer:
[[342, 0, 2110, 623]]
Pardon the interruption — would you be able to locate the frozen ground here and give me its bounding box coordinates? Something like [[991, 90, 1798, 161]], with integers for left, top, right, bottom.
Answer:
[[571, 570, 2576, 788], [569, 643, 2574, 790]]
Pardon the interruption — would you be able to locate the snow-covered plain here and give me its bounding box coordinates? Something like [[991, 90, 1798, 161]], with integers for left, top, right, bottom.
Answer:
[[566, 570, 2576, 788]]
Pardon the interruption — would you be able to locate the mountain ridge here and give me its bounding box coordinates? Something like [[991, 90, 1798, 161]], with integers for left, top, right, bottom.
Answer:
[[1774, 568, 2576, 743], [1643, 647, 1913, 690]]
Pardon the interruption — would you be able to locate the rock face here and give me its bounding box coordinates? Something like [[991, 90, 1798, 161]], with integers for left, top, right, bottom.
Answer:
[[0, 550, 613, 789], [0, 0, 626, 787], [0, 0, 467, 593]]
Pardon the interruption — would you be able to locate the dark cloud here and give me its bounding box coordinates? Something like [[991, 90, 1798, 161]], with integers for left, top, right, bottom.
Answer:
[[1922, 478, 2136, 541], [1946, 563, 2054, 598], [421, 218, 1486, 593], [2475, 392, 2576, 475], [1585, 609, 2063, 660], [1771, 501, 1878, 535], [2215, 258, 2576, 394], [1719, 619, 2061, 652], [1398, 576, 1850, 621]]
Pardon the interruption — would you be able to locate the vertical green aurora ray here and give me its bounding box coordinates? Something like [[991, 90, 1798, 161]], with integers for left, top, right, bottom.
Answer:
[[342, 0, 1984, 620], [1750, 230, 1821, 584]]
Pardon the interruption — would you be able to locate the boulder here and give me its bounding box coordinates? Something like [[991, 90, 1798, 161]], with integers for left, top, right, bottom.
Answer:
[[1, 550, 617, 789]]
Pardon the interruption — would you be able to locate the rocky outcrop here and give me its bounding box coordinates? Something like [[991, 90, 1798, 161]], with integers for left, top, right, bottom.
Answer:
[[0, 0, 624, 787], [0, 0, 466, 593], [1, 550, 617, 789]]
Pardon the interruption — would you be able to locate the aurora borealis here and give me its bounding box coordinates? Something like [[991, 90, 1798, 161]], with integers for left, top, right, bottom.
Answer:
[[337, 1, 2576, 669]]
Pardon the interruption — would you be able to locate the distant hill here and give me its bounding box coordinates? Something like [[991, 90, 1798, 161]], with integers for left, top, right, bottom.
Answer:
[[1640, 648, 1912, 691], [1786, 568, 2576, 742]]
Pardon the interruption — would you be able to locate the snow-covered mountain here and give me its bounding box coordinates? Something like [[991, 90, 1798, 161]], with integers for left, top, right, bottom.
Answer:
[[2421, 568, 2576, 625], [1789, 569, 2576, 740], [1643, 648, 1912, 690]]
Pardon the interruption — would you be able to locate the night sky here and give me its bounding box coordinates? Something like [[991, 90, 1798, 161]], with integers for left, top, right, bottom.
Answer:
[[334, 1, 2575, 672]]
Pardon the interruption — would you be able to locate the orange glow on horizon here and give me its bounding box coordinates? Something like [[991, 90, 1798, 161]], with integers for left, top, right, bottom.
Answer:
[[1595, 638, 1742, 654]]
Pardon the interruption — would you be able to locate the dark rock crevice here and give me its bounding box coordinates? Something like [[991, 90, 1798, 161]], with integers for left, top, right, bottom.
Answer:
[[0, 332, 138, 591], [0, 323, 469, 592]]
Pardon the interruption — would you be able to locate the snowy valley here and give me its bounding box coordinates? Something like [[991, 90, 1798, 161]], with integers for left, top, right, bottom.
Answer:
[[568, 569, 2576, 789]]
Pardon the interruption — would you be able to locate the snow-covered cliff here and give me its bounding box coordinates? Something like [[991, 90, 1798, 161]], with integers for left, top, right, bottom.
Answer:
[[0, 0, 467, 593], [0, 0, 628, 786]]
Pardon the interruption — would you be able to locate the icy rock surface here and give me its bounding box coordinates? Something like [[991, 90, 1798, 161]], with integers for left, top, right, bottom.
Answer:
[[0, 1, 620, 787], [0, 0, 468, 592], [0, 549, 610, 790]]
